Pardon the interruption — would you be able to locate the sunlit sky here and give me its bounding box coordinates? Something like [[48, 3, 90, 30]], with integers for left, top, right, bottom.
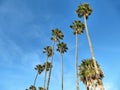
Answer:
[[0, 0, 120, 90]]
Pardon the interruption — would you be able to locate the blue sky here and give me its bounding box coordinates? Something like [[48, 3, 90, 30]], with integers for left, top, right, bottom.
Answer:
[[0, 0, 120, 90]]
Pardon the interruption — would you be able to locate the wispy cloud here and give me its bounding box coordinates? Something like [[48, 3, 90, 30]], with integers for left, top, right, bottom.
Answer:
[[104, 82, 119, 90]]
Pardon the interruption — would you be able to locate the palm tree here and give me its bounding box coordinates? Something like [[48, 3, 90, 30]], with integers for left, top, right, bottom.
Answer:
[[51, 28, 64, 42], [29, 85, 36, 90], [76, 3, 99, 75], [34, 64, 45, 87], [79, 59, 104, 90], [47, 29, 64, 90], [43, 46, 53, 90], [56, 42, 68, 90], [28, 64, 45, 90], [70, 20, 85, 90], [26, 64, 45, 90]]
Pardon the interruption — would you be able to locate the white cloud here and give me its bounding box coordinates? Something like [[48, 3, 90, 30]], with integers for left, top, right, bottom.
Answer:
[[104, 82, 119, 90]]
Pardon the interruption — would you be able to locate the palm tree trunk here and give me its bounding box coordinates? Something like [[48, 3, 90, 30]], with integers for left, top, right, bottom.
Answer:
[[34, 72, 39, 87], [83, 15, 98, 74], [47, 41, 55, 90], [44, 56, 49, 89], [60, 52, 64, 90], [76, 33, 79, 90]]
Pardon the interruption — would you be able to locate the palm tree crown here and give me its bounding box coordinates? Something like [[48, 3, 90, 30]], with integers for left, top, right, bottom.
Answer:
[[35, 64, 45, 74], [56, 42, 68, 54], [43, 62, 52, 71], [70, 20, 85, 35], [29, 85, 36, 90], [76, 3, 92, 19], [43, 46, 53, 57], [79, 59, 104, 89], [51, 28, 64, 42]]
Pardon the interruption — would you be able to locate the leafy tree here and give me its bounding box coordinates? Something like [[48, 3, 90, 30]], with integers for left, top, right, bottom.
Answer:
[[70, 20, 85, 90], [51, 28, 64, 42], [43, 46, 53, 90], [56, 42, 68, 90], [76, 3, 104, 89], [34, 64, 45, 86], [76, 3, 99, 76], [47, 29, 64, 90], [27, 64, 45, 90], [79, 59, 104, 90]]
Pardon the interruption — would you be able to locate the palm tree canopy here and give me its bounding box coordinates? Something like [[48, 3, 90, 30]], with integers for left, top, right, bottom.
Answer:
[[35, 64, 45, 74], [51, 28, 64, 42], [79, 59, 104, 83], [70, 20, 85, 35], [29, 85, 36, 90], [56, 42, 68, 54], [43, 61, 52, 71], [38, 87, 46, 90], [43, 46, 53, 57], [76, 3, 92, 19]]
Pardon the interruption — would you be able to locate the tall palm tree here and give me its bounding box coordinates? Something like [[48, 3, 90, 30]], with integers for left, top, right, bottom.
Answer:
[[43, 46, 53, 90], [34, 64, 45, 86], [56, 42, 68, 90], [70, 20, 85, 90], [79, 59, 104, 90], [76, 3, 99, 75], [47, 29, 64, 90], [26, 64, 44, 90]]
